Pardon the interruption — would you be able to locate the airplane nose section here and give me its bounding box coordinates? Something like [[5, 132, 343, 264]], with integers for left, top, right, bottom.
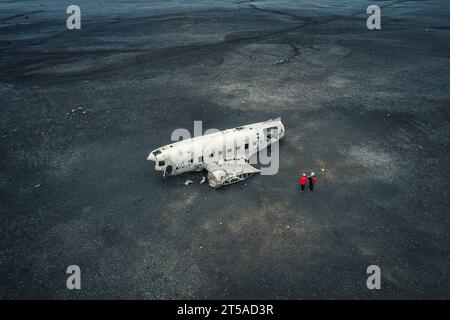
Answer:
[[148, 149, 163, 161]]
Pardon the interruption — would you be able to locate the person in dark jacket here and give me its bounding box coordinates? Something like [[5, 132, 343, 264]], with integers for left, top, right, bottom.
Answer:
[[308, 172, 316, 191], [299, 173, 307, 192]]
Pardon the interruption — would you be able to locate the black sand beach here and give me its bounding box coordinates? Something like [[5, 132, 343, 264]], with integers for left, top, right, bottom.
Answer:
[[1, 0, 449, 299]]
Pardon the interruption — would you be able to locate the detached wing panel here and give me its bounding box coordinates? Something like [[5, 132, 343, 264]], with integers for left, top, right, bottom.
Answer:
[[205, 162, 260, 188]]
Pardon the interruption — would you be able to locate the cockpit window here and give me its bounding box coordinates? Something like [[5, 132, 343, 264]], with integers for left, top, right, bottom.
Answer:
[[158, 161, 165, 166], [153, 150, 162, 156]]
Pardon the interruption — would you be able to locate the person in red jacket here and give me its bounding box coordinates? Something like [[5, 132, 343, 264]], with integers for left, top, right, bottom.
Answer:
[[299, 173, 307, 192], [308, 172, 316, 191]]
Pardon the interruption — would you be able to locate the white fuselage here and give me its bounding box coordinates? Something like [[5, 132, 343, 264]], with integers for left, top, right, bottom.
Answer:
[[148, 118, 285, 176]]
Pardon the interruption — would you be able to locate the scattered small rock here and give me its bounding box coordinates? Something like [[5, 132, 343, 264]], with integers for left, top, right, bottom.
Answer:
[[200, 176, 206, 184], [184, 180, 194, 186], [67, 107, 89, 117], [274, 59, 288, 65], [34, 183, 41, 188]]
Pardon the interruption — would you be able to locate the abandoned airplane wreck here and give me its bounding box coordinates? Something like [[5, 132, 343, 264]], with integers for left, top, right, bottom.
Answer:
[[148, 118, 285, 188]]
